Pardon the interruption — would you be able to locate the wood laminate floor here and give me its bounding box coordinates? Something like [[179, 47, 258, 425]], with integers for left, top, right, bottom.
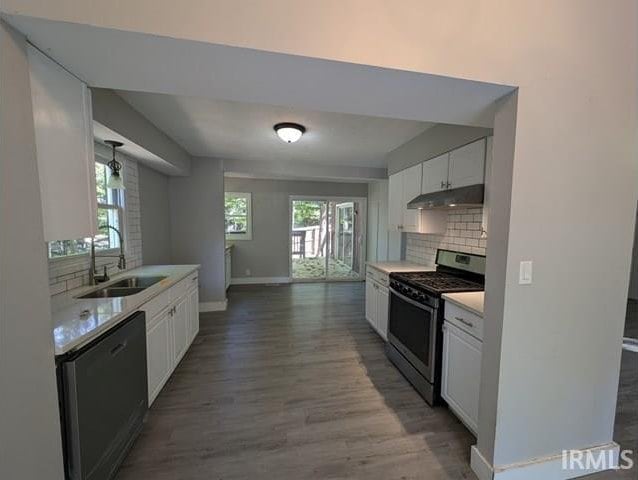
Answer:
[[116, 284, 637, 480]]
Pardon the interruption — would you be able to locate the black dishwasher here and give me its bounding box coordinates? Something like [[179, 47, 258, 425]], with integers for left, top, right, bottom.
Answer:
[[58, 311, 148, 480]]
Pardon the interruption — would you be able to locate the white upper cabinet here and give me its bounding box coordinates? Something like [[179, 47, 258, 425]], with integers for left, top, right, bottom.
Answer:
[[421, 153, 449, 194], [27, 46, 97, 241], [388, 171, 403, 231], [448, 138, 486, 189], [387, 165, 446, 235], [401, 163, 423, 232]]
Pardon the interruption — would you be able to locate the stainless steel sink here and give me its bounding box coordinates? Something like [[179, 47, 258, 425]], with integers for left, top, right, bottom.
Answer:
[[77, 276, 166, 299], [78, 287, 146, 299], [108, 276, 167, 289]]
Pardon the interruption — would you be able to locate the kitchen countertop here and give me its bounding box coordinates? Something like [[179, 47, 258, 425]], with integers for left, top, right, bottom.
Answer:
[[366, 261, 432, 274], [442, 291, 485, 317], [51, 265, 199, 357]]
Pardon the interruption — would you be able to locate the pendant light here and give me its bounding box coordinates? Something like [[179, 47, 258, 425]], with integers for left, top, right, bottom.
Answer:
[[274, 123, 306, 143], [104, 140, 125, 190]]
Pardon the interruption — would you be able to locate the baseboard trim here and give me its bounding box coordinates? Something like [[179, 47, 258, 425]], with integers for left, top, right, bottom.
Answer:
[[230, 276, 291, 285], [471, 446, 493, 480], [199, 300, 227, 312], [472, 443, 620, 480]]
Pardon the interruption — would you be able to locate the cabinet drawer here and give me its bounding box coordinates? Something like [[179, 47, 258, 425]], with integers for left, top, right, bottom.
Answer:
[[444, 301, 484, 341], [142, 290, 170, 327], [366, 266, 389, 287], [170, 272, 198, 302]]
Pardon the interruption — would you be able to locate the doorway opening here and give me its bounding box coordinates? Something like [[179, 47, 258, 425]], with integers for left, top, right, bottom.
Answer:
[[289, 196, 366, 281]]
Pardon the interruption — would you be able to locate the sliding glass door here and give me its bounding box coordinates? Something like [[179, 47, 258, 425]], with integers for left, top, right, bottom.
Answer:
[[290, 197, 366, 281]]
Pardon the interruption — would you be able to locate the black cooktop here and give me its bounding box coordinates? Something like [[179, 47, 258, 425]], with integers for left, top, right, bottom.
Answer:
[[390, 271, 484, 296]]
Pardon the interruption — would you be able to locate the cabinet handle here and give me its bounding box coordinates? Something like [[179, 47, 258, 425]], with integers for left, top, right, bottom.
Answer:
[[455, 316, 474, 328], [446, 182, 452, 188]]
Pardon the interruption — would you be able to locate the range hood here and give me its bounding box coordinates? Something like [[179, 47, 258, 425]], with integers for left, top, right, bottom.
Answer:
[[407, 184, 484, 210]]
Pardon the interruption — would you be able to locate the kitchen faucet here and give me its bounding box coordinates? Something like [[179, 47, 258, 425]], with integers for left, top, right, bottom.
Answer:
[[89, 225, 126, 285]]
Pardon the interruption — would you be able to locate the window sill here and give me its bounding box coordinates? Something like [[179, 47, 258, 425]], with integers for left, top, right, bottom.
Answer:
[[225, 235, 252, 241], [48, 248, 122, 264]]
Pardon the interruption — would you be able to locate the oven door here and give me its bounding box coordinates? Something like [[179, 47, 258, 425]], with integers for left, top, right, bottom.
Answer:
[[388, 288, 437, 383]]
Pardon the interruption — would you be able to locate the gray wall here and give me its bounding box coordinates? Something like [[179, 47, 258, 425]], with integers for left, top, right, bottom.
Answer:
[[92, 88, 192, 176], [169, 158, 226, 304], [139, 164, 172, 265], [387, 123, 491, 175], [224, 177, 367, 279], [0, 21, 64, 479]]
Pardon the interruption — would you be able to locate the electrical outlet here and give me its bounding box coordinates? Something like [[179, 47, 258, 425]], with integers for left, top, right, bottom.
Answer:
[[245, 269, 251, 276]]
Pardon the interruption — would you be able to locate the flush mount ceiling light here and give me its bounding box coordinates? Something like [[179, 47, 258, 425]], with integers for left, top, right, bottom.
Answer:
[[274, 122, 306, 143], [104, 140, 125, 190]]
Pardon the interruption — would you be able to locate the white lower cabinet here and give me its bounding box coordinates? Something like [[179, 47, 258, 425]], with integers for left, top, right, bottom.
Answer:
[[146, 309, 172, 405], [172, 295, 190, 365], [143, 271, 200, 406], [187, 286, 199, 343], [441, 320, 482, 436], [365, 268, 390, 340]]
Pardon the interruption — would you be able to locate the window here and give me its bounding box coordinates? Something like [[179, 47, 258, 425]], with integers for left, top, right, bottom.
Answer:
[[48, 161, 125, 258], [225, 192, 252, 240]]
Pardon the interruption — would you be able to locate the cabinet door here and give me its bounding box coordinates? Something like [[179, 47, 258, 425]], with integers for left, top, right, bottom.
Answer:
[[448, 139, 486, 189], [402, 164, 423, 233], [421, 153, 449, 194], [172, 296, 189, 365], [188, 286, 199, 342], [441, 321, 482, 435], [365, 278, 378, 330], [376, 285, 389, 341], [146, 310, 172, 405], [27, 46, 97, 241], [388, 172, 403, 231]]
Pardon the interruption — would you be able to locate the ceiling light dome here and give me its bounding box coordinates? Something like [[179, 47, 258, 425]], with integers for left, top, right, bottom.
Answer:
[[274, 123, 306, 143]]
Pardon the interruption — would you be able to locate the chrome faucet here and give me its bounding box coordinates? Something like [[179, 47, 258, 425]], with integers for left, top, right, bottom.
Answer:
[[89, 225, 126, 285]]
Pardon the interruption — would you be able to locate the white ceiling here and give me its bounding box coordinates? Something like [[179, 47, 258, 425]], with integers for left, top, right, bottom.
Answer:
[[115, 91, 433, 168]]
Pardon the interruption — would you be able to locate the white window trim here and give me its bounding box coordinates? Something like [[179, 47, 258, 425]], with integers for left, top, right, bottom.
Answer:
[[225, 192, 252, 241]]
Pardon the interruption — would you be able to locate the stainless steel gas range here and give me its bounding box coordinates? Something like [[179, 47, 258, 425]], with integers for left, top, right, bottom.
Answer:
[[386, 249, 485, 406]]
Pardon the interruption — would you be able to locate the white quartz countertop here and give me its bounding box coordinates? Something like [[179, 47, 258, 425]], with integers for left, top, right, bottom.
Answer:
[[366, 261, 432, 274], [442, 291, 485, 317], [51, 265, 199, 357]]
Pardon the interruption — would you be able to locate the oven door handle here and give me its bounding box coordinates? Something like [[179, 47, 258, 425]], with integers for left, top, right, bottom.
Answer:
[[389, 287, 434, 312]]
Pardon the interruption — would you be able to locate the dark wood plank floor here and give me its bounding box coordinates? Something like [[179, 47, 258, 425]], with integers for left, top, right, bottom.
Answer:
[[117, 283, 476, 480], [116, 284, 636, 480]]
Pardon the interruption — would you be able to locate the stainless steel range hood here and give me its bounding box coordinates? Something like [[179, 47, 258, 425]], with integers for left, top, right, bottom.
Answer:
[[407, 184, 484, 210]]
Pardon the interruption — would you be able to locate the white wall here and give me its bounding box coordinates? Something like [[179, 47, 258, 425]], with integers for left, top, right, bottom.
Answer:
[[138, 164, 172, 265], [0, 20, 64, 480], [629, 204, 638, 300], [2, 1, 638, 476]]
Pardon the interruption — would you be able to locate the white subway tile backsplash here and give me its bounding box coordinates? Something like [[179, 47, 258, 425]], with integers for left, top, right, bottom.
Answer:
[[406, 207, 486, 267]]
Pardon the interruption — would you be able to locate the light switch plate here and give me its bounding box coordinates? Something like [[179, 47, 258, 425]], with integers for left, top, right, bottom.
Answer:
[[519, 261, 533, 285]]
